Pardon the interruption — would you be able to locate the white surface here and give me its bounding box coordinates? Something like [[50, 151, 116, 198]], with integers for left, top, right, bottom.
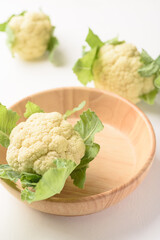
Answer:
[[0, 0, 160, 239]]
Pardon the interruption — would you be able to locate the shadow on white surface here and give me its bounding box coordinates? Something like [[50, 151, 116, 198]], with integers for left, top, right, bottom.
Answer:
[[11, 46, 68, 67], [52, 47, 68, 67]]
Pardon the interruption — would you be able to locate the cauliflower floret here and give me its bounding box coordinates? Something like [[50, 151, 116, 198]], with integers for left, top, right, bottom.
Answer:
[[8, 12, 53, 60], [93, 43, 155, 103], [7, 112, 85, 175]]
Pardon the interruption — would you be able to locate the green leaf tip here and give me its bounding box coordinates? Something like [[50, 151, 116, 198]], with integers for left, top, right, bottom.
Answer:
[[86, 28, 104, 49], [140, 49, 153, 65], [106, 36, 125, 45], [63, 101, 86, 120], [73, 47, 98, 85], [24, 101, 44, 118], [0, 104, 20, 148]]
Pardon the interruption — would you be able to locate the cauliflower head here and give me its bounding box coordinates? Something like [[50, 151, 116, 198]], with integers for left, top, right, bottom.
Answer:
[[8, 12, 53, 60], [6, 112, 85, 175], [93, 43, 155, 103]]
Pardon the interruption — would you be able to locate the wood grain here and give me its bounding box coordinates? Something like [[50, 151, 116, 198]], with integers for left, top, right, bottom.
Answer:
[[0, 87, 156, 216]]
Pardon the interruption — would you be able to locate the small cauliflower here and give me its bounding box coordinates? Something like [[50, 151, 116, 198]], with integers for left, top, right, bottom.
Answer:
[[7, 112, 85, 175], [73, 29, 160, 104], [0, 11, 58, 61]]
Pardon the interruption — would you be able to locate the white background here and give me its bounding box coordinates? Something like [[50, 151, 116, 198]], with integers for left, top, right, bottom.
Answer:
[[0, 0, 160, 239]]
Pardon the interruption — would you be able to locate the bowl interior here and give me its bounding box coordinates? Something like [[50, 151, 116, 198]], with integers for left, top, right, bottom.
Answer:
[[0, 87, 155, 200]]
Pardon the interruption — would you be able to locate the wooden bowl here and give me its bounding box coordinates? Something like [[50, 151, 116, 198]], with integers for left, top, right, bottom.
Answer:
[[0, 87, 156, 216]]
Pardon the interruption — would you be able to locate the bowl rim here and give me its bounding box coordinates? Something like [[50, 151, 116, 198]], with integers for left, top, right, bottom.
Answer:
[[9, 86, 156, 203]]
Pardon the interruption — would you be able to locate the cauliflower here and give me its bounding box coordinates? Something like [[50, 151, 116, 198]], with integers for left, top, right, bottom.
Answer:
[[0, 11, 58, 61], [7, 112, 85, 175], [0, 101, 103, 203], [93, 43, 154, 103], [73, 29, 159, 104]]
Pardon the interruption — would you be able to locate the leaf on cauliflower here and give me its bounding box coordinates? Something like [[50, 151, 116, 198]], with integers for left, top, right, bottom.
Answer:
[[48, 33, 59, 62], [0, 11, 26, 32], [106, 36, 125, 45], [0, 164, 20, 182], [20, 172, 42, 188], [139, 50, 160, 77], [77, 143, 100, 167], [73, 47, 98, 85], [0, 104, 20, 148], [154, 75, 160, 88], [140, 88, 159, 105], [21, 188, 35, 202], [71, 143, 100, 188], [0, 22, 8, 32], [63, 101, 86, 120], [155, 55, 160, 67], [140, 49, 153, 65], [0, 20, 11, 32], [6, 25, 15, 54], [0, 14, 15, 32], [85, 28, 104, 49], [138, 61, 160, 77], [70, 167, 87, 189], [138, 49, 160, 101], [0, 163, 41, 189], [82, 45, 87, 56], [21, 159, 76, 203], [24, 101, 44, 118], [74, 109, 104, 145], [71, 110, 104, 188]]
